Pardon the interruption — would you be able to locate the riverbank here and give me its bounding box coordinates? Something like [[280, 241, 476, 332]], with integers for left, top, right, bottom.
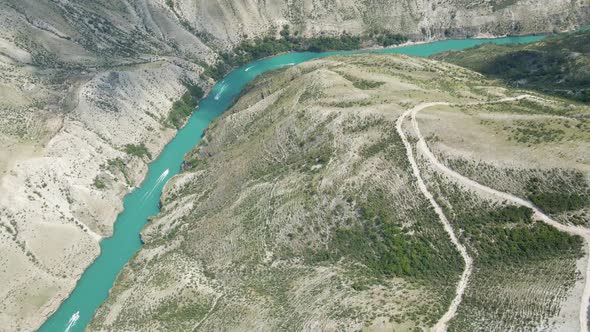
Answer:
[[2, 1, 588, 330], [88, 49, 589, 331], [0, 58, 206, 332], [37, 32, 561, 332], [210, 25, 567, 84]]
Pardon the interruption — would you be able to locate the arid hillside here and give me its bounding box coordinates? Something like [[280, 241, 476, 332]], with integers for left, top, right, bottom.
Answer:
[[169, 0, 590, 41], [0, 0, 589, 330], [89, 54, 589, 331]]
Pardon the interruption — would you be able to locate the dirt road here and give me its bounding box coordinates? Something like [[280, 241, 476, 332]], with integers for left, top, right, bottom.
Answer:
[[398, 96, 590, 331]]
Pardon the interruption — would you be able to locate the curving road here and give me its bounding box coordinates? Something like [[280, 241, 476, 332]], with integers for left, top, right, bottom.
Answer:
[[397, 96, 590, 331], [396, 103, 473, 332]]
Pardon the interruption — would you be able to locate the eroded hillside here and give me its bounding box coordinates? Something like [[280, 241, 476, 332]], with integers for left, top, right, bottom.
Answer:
[[169, 0, 590, 41], [89, 54, 589, 331], [0, 2, 212, 329], [1, 0, 589, 330]]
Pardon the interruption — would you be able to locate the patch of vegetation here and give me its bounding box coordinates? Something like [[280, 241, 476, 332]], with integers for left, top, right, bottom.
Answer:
[[434, 175, 584, 264], [93, 176, 106, 189], [125, 143, 152, 159], [340, 73, 385, 90], [433, 30, 590, 103], [327, 99, 373, 108], [476, 221, 580, 264], [509, 121, 565, 144], [442, 157, 590, 220], [201, 62, 227, 81], [309, 189, 464, 282], [371, 30, 408, 47], [352, 79, 385, 90], [168, 82, 205, 128], [528, 192, 588, 214], [107, 158, 124, 167], [526, 176, 590, 214], [152, 297, 209, 329], [106, 158, 128, 185], [202, 25, 407, 80], [183, 154, 208, 171], [299, 83, 323, 103], [443, 199, 579, 264], [432, 176, 582, 330], [304, 144, 333, 167], [357, 127, 410, 169], [360, 132, 398, 159]]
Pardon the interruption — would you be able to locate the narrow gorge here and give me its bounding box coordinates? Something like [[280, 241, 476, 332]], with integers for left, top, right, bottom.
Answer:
[[0, 1, 589, 331]]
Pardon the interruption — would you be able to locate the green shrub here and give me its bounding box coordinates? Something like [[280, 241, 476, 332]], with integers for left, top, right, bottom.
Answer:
[[168, 82, 204, 128], [93, 176, 106, 189], [528, 192, 589, 214], [183, 155, 207, 170], [208, 25, 408, 73], [475, 222, 583, 264], [353, 79, 385, 90], [308, 190, 463, 282], [125, 143, 152, 159], [440, 181, 584, 265], [374, 32, 408, 47]]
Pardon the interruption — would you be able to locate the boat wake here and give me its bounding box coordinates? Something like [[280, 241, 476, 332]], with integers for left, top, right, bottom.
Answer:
[[64, 311, 79, 332], [244, 65, 255, 72], [141, 169, 169, 202], [214, 82, 227, 100]]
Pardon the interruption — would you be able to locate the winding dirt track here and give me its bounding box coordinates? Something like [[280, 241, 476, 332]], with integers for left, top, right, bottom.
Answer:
[[191, 294, 223, 331], [396, 104, 473, 332], [398, 96, 590, 332]]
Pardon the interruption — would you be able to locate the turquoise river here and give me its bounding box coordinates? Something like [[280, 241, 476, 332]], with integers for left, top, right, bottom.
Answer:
[[39, 34, 546, 332]]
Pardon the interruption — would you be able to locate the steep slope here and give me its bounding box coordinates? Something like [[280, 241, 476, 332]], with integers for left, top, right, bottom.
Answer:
[[1, 0, 589, 330], [433, 29, 590, 102], [0, 1, 213, 330], [169, 0, 590, 41], [89, 54, 588, 331]]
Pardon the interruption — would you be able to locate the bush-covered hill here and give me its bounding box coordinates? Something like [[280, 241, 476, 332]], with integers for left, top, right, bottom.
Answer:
[[433, 30, 590, 103]]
